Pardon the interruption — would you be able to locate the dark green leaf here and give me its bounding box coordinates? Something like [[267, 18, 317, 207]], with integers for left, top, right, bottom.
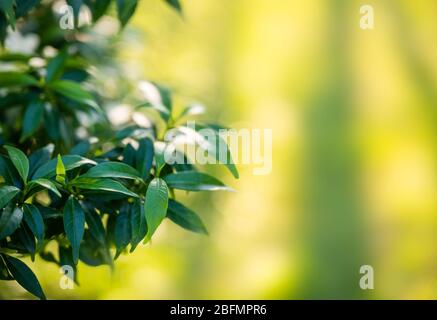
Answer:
[[15, 0, 41, 18], [130, 199, 146, 252], [0, 185, 20, 209], [0, 204, 23, 240], [144, 178, 168, 241], [4, 145, 29, 183], [23, 204, 44, 244], [0, 155, 21, 187], [28, 144, 54, 178], [83, 161, 142, 181], [114, 203, 131, 258], [164, 0, 182, 14], [136, 138, 154, 180], [123, 143, 136, 167], [21, 100, 44, 142], [26, 178, 61, 198], [3, 254, 46, 300], [70, 177, 139, 198], [0, 255, 12, 280], [15, 225, 36, 260], [63, 196, 85, 264], [49, 80, 99, 111], [116, 0, 138, 27], [45, 51, 67, 83], [167, 199, 208, 235], [43, 104, 61, 141], [0, 0, 16, 28], [84, 207, 106, 245], [164, 171, 232, 192], [70, 140, 91, 156], [32, 155, 96, 179], [85, 0, 111, 22]]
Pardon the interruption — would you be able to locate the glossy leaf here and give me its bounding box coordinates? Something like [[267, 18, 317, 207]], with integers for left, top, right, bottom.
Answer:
[[83, 161, 142, 181], [84, 207, 106, 245], [21, 100, 44, 142], [116, 0, 137, 27], [26, 178, 62, 198], [4, 145, 29, 183], [0, 204, 23, 240], [49, 80, 99, 111], [23, 204, 44, 244], [114, 203, 131, 258], [144, 178, 169, 241], [32, 155, 96, 179], [63, 196, 85, 264], [28, 144, 54, 178], [167, 199, 208, 235], [130, 199, 147, 252], [164, 171, 232, 192], [136, 138, 154, 180], [0, 185, 20, 210], [3, 254, 46, 300], [70, 177, 139, 198]]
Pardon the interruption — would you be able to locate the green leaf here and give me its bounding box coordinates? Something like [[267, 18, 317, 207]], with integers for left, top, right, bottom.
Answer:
[[164, 0, 182, 14], [79, 232, 112, 267], [83, 161, 142, 181], [0, 72, 39, 88], [130, 199, 146, 252], [63, 196, 85, 264], [85, 0, 111, 22], [49, 80, 99, 111], [84, 207, 106, 245], [43, 104, 61, 141], [4, 145, 29, 183], [32, 155, 96, 179], [70, 177, 139, 198], [0, 155, 22, 187], [23, 204, 44, 244], [136, 138, 154, 180], [114, 203, 131, 258], [45, 51, 67, 83], [0, 0, 16, 28], [0, 204, 23, 240], [55, 154, 66, 184], [167, 199, 208, 235], [15, 225, 36, 260], [0, 255, 12, 280], [144, 178, 168, 241], [116, 0, 138, 27], [0, 185, 20, 210], [164, 171, 232, 192], [15, 0, 41, 18], [123, 143, 136, 167], [28, 144, 54, 178], [26, 178, 62, 198], [3, 254, 46, 300]]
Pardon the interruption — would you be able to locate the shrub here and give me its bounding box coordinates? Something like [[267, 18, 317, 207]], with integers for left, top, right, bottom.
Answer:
[[0, 0, 237, 299]]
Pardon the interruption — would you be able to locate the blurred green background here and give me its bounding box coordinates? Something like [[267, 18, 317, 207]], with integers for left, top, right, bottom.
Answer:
[[2, 0, 437, 299]]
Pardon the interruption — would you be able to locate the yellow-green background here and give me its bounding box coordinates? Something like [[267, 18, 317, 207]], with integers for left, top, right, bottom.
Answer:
[[2, 0, 437, 299]]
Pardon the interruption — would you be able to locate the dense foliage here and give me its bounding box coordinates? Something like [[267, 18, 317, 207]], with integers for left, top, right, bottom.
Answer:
[[0, 0, 237, 299]]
